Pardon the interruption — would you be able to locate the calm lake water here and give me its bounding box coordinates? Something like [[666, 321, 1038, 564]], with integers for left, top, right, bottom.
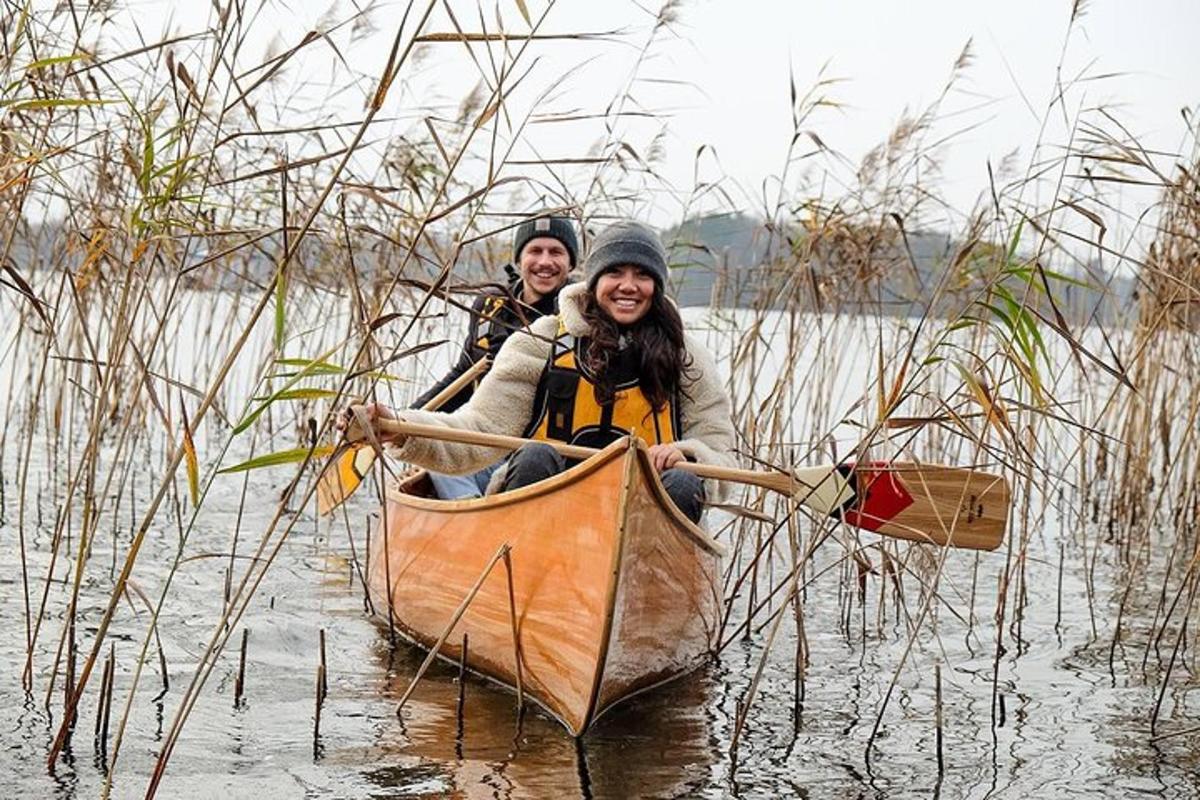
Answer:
[[1, 293, 1197, 798]]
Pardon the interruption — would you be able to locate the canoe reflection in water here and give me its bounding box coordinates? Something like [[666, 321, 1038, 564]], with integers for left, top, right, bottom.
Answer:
[[366, 639, 720, 799]]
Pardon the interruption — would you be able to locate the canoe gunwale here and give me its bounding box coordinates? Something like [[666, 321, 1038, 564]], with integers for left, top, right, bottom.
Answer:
[[629, 446, 729, 558], [384, 436, 727, 559], [385, 438, 627, 510]]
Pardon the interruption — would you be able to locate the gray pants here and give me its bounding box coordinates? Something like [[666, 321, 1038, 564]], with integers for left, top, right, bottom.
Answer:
[[502, 442, 706, 523]]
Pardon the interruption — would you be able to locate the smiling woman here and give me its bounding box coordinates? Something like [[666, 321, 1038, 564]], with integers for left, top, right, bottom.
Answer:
[[346, 220, 737, 523]]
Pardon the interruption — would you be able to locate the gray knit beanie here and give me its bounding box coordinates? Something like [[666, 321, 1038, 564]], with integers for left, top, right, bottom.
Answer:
[[584, 220, 669, 289], [512, 215, 579, 266]]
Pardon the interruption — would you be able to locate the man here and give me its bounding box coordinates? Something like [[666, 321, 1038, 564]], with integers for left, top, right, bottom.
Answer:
[[415, 214, 578, 499]]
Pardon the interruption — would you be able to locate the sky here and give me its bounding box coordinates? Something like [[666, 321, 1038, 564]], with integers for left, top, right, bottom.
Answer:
[[42, 1, 1200, 237], [644, 1, 1197, 204]]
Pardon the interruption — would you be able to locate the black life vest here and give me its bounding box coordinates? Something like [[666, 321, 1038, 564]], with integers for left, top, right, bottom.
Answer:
[[470, 274, 559, 360], [471, 294, 509, 357], [525, 324, 682, 450]]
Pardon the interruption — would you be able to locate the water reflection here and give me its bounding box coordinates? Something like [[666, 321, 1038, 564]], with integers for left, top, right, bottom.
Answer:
[[365, 636, 719, 799]]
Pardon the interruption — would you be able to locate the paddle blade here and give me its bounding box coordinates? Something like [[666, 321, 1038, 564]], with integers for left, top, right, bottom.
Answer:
[[316, 445, 377, 516], [835, 462, 1009, 551], [786, 465, 856, 514]]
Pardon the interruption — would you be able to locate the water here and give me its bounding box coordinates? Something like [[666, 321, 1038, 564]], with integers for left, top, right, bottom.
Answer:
[[4, 454, 1196, 798], [1, 294, 1197, 798]]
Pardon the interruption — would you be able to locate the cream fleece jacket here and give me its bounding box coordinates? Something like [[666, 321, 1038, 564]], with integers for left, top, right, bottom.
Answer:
[[393, 283, 738, 500]]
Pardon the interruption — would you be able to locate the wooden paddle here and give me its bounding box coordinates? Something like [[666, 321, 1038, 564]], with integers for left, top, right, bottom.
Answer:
[[315, 357, 492, 515], [371, 418, 1010, 551]]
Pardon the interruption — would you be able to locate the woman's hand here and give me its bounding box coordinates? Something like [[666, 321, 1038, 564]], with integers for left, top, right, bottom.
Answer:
[[337, 401, 404, 447], [647, 443, 686, 473]]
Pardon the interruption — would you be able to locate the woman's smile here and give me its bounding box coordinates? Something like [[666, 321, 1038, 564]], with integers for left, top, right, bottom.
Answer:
[[595, 264, 655, 325]]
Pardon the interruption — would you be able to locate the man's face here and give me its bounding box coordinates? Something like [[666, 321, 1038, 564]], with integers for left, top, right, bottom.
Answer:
[[518, 236, 571, 302]]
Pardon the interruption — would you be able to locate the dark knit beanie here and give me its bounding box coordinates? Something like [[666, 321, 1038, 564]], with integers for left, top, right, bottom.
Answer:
[[512, 215, 579, 266], [584, 220, 669, 288]]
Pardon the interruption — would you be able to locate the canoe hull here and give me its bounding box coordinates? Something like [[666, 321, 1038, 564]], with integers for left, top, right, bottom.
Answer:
[[367, 439, 724, 735]]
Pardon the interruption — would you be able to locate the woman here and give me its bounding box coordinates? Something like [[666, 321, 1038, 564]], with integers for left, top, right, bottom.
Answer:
[[415, 214, 576, 499], [346, 220, 736, 522]]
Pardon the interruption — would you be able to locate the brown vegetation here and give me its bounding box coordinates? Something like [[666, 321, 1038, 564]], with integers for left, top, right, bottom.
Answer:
[[0, 1, 1196, 795]]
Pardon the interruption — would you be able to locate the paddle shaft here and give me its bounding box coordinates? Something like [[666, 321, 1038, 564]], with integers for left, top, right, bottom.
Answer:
[[419, 356, 491, 412], [375, 418, 829, 499]]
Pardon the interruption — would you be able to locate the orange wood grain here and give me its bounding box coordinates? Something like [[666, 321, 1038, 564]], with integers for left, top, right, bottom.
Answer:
[[592, 448, 722, 725], [368, 439, 724, 735]]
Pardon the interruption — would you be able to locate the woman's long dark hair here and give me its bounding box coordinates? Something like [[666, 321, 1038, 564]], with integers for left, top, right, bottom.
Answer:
[[581, 288, 693, 409]]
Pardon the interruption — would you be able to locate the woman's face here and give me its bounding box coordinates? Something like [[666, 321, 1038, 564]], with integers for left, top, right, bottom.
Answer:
[[594, 264, 656, 326], [517, 236, 571, 302]]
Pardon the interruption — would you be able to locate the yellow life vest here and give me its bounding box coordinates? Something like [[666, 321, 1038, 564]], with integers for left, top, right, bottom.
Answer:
[[525, 326, 681, 449]]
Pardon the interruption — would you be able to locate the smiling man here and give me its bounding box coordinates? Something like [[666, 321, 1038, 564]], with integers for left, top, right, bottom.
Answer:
[[413, 213, 578, 499]]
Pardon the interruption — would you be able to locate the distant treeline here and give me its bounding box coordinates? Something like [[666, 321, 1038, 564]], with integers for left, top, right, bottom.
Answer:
[[661, 212, 1133, 324], [14, 212, 1131, 323]]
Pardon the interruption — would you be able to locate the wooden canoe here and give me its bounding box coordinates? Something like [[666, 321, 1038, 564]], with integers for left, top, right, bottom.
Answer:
[[366, 437, 726, 735]]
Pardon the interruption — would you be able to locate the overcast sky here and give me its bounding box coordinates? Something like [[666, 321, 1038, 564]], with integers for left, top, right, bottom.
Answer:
[[77, 1, 1200, 235]]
